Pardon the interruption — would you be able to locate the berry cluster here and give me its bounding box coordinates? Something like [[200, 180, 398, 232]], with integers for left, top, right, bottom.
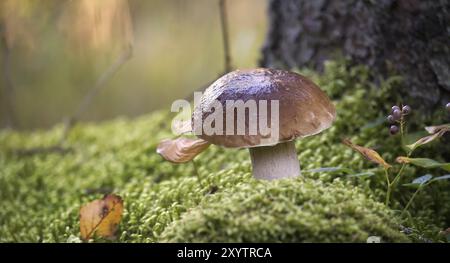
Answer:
[[387, 105, 411, 135]]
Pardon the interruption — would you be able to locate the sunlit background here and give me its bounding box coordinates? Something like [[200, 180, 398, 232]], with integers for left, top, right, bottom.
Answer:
[[0, 0, 267, 129]]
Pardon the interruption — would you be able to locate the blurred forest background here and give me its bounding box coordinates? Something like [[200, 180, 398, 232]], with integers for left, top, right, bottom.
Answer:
[[0, 0, 267, 130]]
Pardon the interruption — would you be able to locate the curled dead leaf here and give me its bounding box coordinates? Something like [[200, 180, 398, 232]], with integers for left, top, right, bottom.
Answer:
[[79, 194, 123, 241], [424, 124, 450, 134], [157, 137, 210, 163], [342, 139, 391, 169], [406, 128, 449, 151]]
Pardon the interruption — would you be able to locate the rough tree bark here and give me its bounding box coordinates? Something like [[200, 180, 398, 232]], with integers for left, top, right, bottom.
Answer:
[[260, 0, 450, 110]]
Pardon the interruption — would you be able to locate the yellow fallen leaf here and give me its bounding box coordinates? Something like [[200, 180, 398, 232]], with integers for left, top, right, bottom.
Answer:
[[80, 194, 123, 241], [156, 137, 210, 163], [342, 139, 391, 169]]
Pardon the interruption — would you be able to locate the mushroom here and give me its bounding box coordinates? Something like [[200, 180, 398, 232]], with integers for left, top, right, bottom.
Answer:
[[192, 68, 336, 180]]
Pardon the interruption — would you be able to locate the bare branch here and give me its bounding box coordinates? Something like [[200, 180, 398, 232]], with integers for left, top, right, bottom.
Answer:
[[74, 46, 132, 121], [12, 146, 73, 157], [61, 45, 133, 143]]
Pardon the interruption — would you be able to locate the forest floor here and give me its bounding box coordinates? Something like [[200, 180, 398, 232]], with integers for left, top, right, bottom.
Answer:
[[1, 61, 448, 242]]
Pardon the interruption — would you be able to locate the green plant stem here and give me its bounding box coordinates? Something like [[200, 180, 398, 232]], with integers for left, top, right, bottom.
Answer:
[[385, 184, 392, 207], [400, 116, 405, 146], [386, 117, 411, 207], [384, 168, 392, 207], [401, 186, 423, 216], [391, 117, 407, 186], [391, 147, 414, 188], [390, 118, 413, 188], [386, 116, 416, 207], [391, 162, 407, 187], [390, 116, 413, 205], [191, 160, 203, 187]]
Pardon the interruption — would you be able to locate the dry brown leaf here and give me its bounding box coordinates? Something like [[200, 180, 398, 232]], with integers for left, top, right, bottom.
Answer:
[[80, 194, 123, 241], [424, 124, 450, 134], [342, 139, 391, 169], [156, 137, 210, 163], [406, 128, 449, 151], [395, 156, 410, 164]]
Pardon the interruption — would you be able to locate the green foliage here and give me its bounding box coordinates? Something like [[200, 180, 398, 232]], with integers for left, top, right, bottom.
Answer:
[[0, 60, 448, 243], [296, 61, 450, 232], [399, 157, 450, 172], [160, 178, 409, 242]]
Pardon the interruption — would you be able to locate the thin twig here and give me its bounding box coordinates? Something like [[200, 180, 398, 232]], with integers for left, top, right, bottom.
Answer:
[[13, 146, 73, 156], [1, 23, 16, 128], [9, 1, 134, 156], [12, 46, 132, 156], [219, 0, 232, 72], [192, 159, 204, 187], [60, 45, 133, 143], [401, 186, 423, 216], [384, 168, 391, 207]]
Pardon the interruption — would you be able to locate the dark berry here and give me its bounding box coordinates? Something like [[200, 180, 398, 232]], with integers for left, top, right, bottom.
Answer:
[[387, 115, 395, 124], [446, 102, 450, 112], [391, 105, 400, 113], [392, 109, 402, 120], [390, 125, 399, 135], [402, 105, 411, 115]]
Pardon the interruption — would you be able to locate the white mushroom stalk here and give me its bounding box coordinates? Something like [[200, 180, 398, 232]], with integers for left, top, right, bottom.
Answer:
[[249, 141, 300, 180]]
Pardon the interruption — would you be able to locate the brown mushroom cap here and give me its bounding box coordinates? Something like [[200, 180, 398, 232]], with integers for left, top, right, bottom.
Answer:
[[192, 68, 336, 148]]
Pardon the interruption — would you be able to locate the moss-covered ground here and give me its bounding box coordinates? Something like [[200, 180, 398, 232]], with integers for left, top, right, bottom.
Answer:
[[1, 61, 448, 242]]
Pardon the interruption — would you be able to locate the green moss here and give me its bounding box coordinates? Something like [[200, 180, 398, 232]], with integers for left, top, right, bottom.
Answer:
[[160, 178, 409, 242], [0, 60, 448, 243]]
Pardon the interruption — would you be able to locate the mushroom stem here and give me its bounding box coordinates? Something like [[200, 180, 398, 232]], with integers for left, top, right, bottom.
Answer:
[[249, 141, 301, 180]]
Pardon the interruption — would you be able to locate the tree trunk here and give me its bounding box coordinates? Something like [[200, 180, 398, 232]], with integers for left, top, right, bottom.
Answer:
[[260, 0, 450, 110]]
